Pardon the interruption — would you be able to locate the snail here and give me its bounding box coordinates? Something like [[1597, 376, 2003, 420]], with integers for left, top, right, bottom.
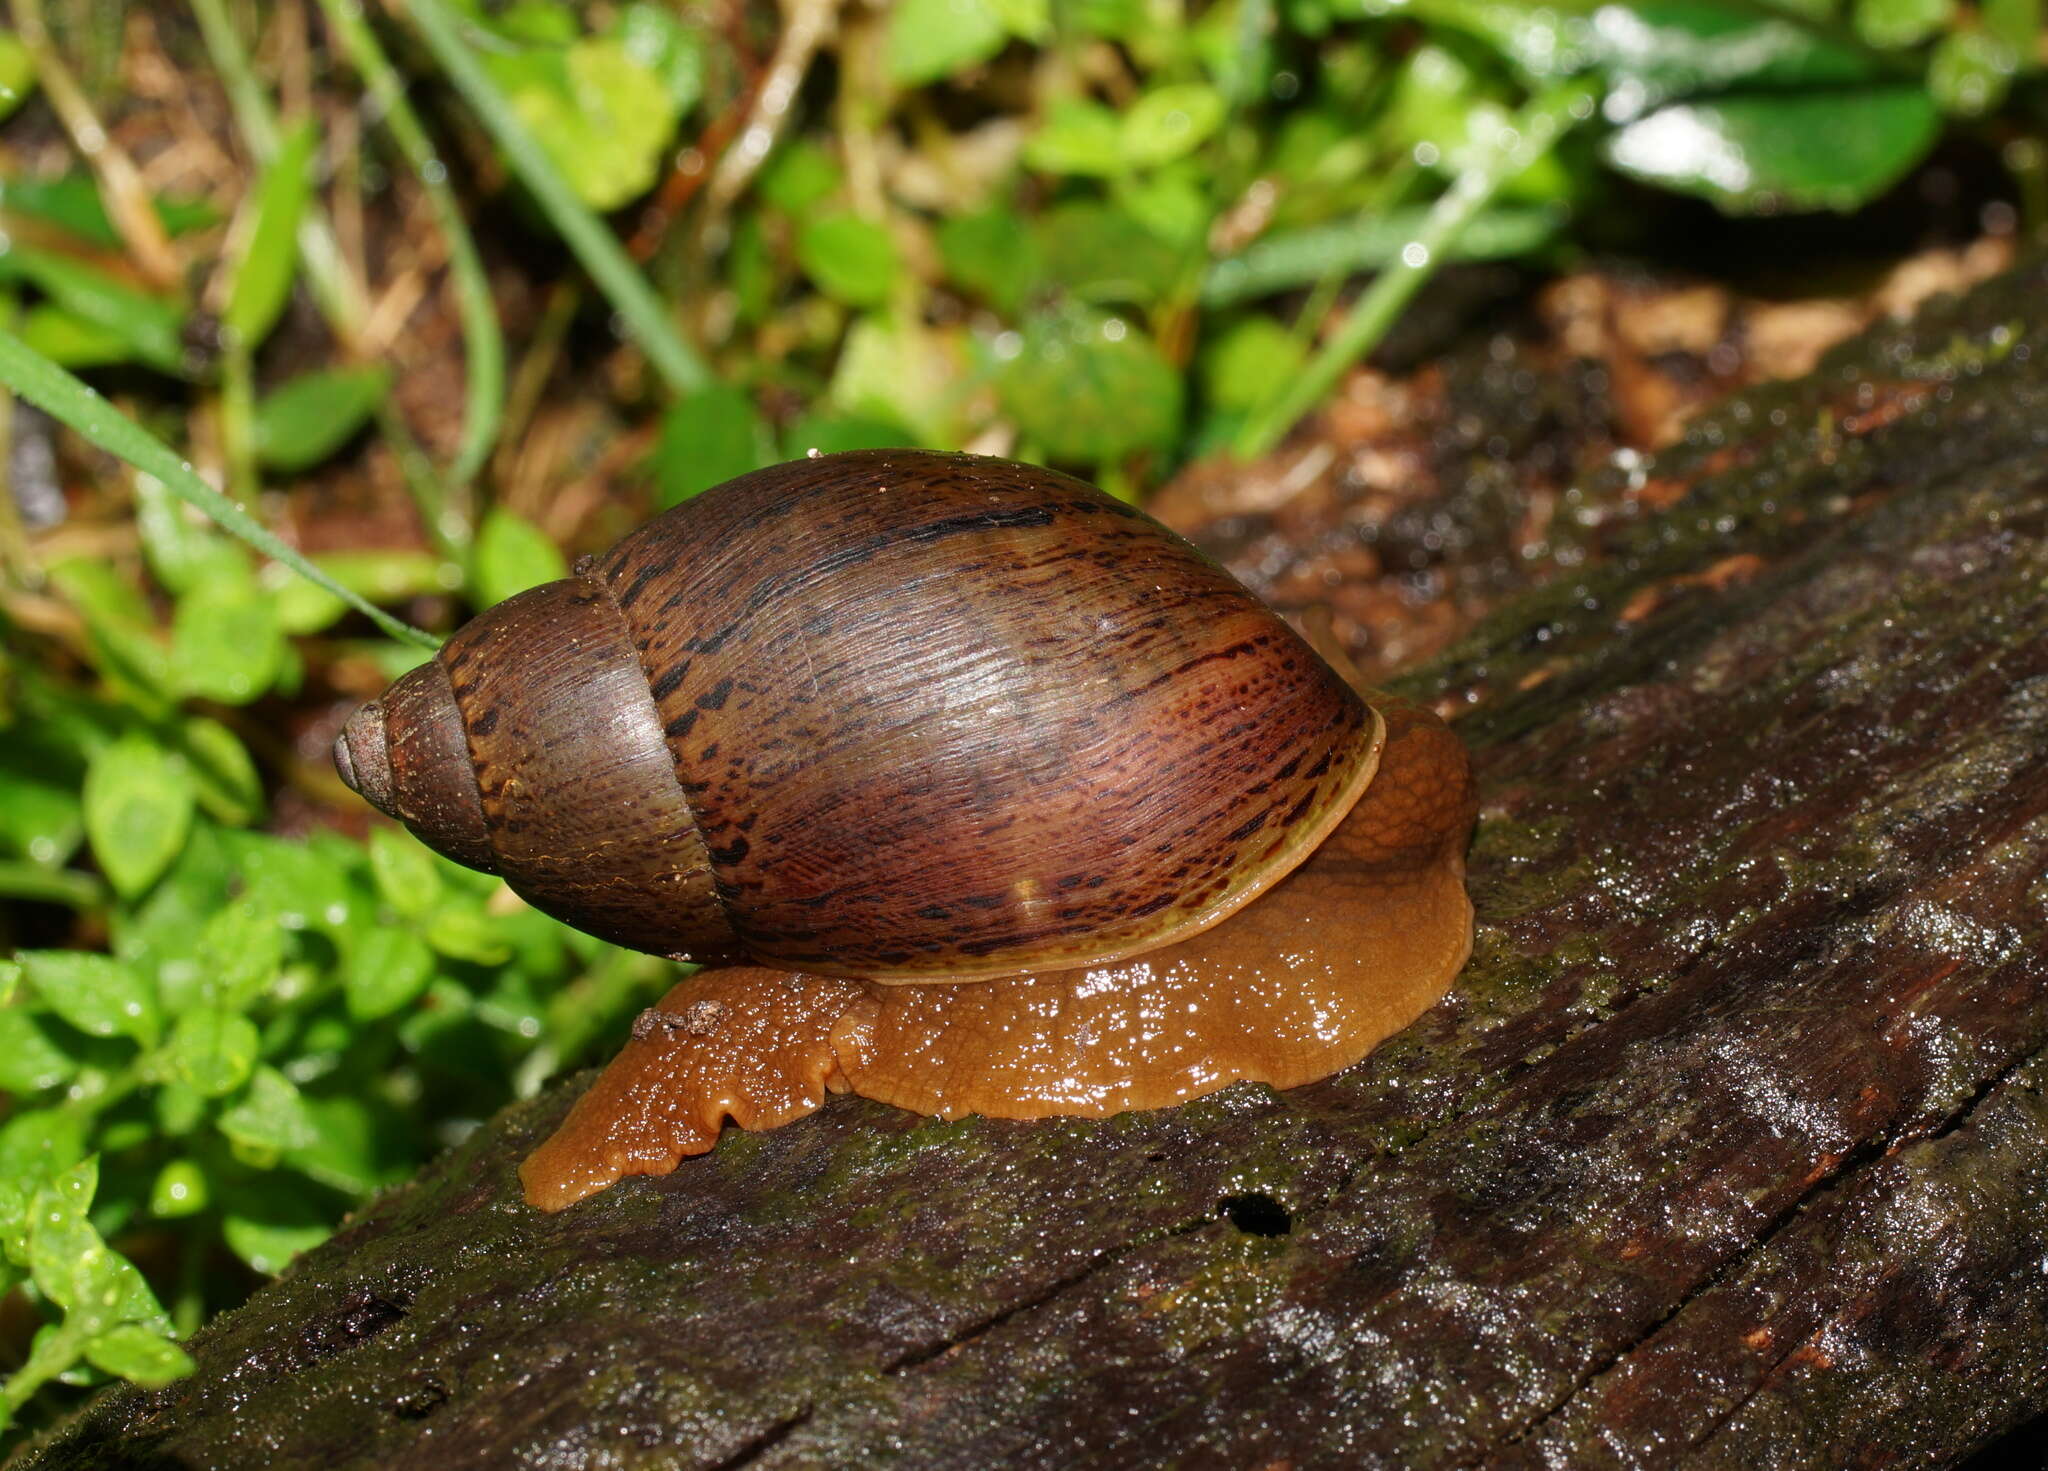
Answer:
[[332, 450, 1476, 1211]]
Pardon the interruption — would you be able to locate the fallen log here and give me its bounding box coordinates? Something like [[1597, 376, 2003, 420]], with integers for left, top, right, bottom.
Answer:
[[17, 252, 2048, 1470]]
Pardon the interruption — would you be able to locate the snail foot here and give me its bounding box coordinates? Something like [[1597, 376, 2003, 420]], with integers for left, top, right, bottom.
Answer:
[[519, 970, 871, 1211]]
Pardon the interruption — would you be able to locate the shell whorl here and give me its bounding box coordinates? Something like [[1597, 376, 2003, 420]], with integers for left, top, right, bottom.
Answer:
[[340, 450, 1383, 980]]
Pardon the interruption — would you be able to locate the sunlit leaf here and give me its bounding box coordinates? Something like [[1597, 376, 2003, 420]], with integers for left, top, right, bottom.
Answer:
[[165, 1008, 260, 1098], [888, 0, 1009, 84], [224, 120, 317, 349], [483, 33, 682, 209], [20, 950, 161, 1045], [0, 242, 187, 372], [1022, 99, 1124, 176], [996, 308, 1182, 461], [82, 732, 194, 900], [1853, 0, 1954, 48], [650, 383, 771, 506], [171, 583, 286, 705], [0, 31, 37, 122], [1602, 87, 1940, 214], [471, 508, 569, 607], [795, 213, 902, 308], [252, 366, 391, 472], [83, 1324, 194, 1387], [1120, 84, 1226, 167]]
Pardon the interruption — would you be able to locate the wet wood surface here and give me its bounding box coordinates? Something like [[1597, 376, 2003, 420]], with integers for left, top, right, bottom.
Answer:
[[16, 253, 2048, 1471]]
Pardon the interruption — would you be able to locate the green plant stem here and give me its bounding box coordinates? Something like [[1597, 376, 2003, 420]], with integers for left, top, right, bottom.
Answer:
[[219, 340, 258, 507], [0, 330, 442, 649], [1234, 80, 1596, 462], [0, 860, 107, 908], [187, 0, 466, 554], [403, 0, 712, 397], [2, 1322, 80, 1418], [315, 0, 503, 491], [187, 0, 367, 338]]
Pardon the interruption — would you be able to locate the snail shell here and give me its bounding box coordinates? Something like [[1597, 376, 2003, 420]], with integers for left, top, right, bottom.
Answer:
[[336, 450, 1385, 982]]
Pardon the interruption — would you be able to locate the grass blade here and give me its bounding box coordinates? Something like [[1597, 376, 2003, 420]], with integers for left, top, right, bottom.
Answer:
[[1234, 81, 1596, 462], [315, 0, 504, 487], [0, 330, 442, 650], [403, 0, 711, 397]]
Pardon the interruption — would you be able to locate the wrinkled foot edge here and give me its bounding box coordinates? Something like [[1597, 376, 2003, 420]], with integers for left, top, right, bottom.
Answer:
[[519, 1089, 720, 1212], [517, 970, 869, 1211]]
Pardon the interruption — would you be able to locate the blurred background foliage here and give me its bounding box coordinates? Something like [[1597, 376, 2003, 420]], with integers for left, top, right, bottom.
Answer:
[[0, 0, 2042, 1449]]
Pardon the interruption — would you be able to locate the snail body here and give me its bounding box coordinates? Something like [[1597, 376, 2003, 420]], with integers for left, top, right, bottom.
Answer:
[[334, 451, 1475, 1211]]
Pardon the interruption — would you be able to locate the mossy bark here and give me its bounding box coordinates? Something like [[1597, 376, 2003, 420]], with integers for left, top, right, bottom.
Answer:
[[18, 256, 2048, 1470]]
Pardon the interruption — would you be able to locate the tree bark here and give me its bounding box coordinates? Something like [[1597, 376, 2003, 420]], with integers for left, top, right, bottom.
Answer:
[[18, 254, 2048, 1471]]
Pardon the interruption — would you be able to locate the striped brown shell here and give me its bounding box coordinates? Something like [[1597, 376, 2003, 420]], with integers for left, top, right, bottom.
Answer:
[[335, 450, 1385, 981]]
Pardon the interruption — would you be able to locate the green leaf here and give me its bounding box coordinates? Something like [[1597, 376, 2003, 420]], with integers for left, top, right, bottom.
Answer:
[[1601, 87, 1941, 214], [16, 303, 134, 368], [1201, 316, 1309, 413], [220, 1177, 332, 1274], [177, 717, 266, 827], [0, 748, 84, 868], [288, 1095, 392, 1195], [0, 31, 37, 122], [46, 559, 174, 710], [1929, 29, 2019, 115], [612, 2, 705, 112], [937, 206, 1041, 314], [1202, 205, 1564, 307], [0, 1008, 79, 1093], [996, 308, 1182, 462], [424, 904, 516, 965], [1023, 100, 1125, 176], [83, 1323, 194, 1387], [0, 241, 187, 373], [197, 899, 286, 1010], [471, 507, 569, 608], [1437, 0, 1874, 102], [1117, 165, 1208, 247], [759, 141, 843, 213], [1120, 84, 1226, 168], [166, 1008, 260, 1097], [148, 1159, 209, 1219], [217, 1067, 320, 1158], [133, 472, 247, 597], [20, 950, 161, 1046], [171, 583, 286, 705], [1033, 201, 1181, 307], [344, 926, 438, 1021], [0, 1007, 78, 1098], [0, 172, 215, 250], [251, 366, 391, 473], [827, 316, 963, 447], [223, 831, 360, 933], [1854, 0, 1953, 48], [0, 333, 441, 649], [483, 34, 682, 209], [887, 0, 1010, 85], [367, 827, 445, 920], [795, 213, 902, 309], [265, 548, 453, 636], [1985, 0, 2042, 52], [28, 1159, 170, 1335], [224, 119, 317, 348], [651, 384, 771, 506]]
